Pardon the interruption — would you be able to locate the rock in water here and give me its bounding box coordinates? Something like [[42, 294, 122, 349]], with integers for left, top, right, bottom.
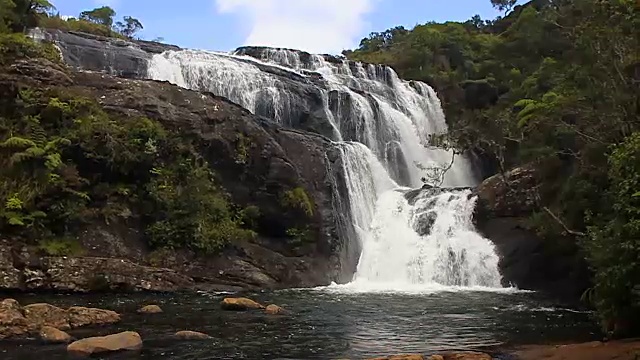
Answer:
[[265, 304, 284, 315], [138, 305, 163, 314], [0, 299, 29, 339], [39, 326, 72, 344], [67, 331, 142, 357], [173, 331, 212, 340], [67, 306, 120, 328], [369, 355, 425, 360], [23, 303, 70, 330], [220, 297, 264, 311]]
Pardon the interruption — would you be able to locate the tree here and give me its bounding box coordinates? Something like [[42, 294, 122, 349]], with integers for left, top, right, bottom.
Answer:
[[9, 0, 53, 31], [0, 0, 16, 32], [79, 6, 115, 27], [491, 0, 517, 11], [114, 16, 142, 39]]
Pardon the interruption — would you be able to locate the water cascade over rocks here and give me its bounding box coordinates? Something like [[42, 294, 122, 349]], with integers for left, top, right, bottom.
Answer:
[[147, 46, 502, 290]]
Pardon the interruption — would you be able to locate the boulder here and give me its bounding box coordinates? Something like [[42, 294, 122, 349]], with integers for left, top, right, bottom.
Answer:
[[0, 299, 29, 339], [173, 331, 212, 340], [220, 297, 264, 311], [23, 303, 70, 330], [265, 304, 284, 315], [67, 331, 142, 357], [39, 326, 72, 344], [67, 306, 120, 328], [138, 305, 163, 314], [428, 356, 445, 360], [369, 355, 425, 360]]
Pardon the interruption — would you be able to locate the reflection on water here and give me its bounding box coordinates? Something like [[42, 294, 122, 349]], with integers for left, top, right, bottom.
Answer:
[[0, 289, 599, 359]]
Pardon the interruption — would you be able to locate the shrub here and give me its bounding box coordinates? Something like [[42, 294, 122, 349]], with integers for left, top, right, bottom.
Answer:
[[0, 32, 59, 64], [281, 187, 314, 216]]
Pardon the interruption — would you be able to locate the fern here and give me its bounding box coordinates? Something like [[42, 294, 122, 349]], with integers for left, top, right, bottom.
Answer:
[[1, 136, 36, 149]]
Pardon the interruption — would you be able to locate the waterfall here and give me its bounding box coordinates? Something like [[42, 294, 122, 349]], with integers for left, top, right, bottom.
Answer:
[[147, 47, 502, 291]]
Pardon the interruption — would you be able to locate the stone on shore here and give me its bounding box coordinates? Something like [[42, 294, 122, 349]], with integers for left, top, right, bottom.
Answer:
[[67, 331, 142, 357]]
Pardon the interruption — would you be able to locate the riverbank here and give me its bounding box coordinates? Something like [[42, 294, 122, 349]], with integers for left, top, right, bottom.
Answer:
[[508, 339, 640, 360]]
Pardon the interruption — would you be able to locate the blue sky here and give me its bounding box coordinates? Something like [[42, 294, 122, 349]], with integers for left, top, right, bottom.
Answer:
[[51, 0, 507, 54]]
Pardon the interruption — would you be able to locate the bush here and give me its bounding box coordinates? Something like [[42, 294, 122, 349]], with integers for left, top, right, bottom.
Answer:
[[281, 187, 314, 216], [39, 16, 124, 39], [0, 32, 59, 64]]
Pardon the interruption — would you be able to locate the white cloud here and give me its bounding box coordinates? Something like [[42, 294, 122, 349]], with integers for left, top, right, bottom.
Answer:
[[93, 0, 120, 7], [215, 0, 376, 54]]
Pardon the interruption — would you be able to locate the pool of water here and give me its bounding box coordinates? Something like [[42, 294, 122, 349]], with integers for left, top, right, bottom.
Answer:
[[0, 288, 599, 359]]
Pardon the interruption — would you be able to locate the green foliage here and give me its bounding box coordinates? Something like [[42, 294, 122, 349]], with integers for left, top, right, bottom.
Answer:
[[281, 187, 314, 217], [234, 133, 250, 164], [39, 14, 122, 38], [0, 84, 254, 255], [145, 159, 255, 254], [38, 237, 83, 256], [347, 0, 640, 335], [114, 16, 143, 39], [79, 6, 115, 27], [286, 226, 312, 246], [585, 132, 640, 336], [0, 32, 59, 64]]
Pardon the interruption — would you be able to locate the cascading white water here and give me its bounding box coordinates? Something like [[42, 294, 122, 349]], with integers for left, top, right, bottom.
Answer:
[[147, 47, 503, 291]]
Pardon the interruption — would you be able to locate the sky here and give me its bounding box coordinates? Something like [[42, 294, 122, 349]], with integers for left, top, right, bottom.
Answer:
[[50, 0, 507, 54]]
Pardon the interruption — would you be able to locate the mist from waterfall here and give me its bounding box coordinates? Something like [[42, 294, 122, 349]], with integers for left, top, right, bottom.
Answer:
[[147, 47, 503, 291]]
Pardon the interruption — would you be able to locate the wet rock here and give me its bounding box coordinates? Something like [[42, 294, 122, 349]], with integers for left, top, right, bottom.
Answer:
[[173, 331, 212, 340], [23, 303, 70, 331], [39, 326, 72, 344], [137, 305, 163, 314], [220, 297, 264, 311], [369, 355, 425, 360], [67, 331, 142, 357], [265, 304, 285, 315], [67, 306, 120, 328], [442, 353, 492, 360], [0, 299, 29, 339]]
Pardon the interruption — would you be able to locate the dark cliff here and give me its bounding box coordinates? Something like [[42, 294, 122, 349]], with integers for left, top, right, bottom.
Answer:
[[0, 57, 353, 293]]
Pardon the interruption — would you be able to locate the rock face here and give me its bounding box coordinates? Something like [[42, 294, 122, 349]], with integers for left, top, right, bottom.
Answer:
[[0, 54, 347, 292], [67, 331, 143, 357], [220, 297, 264, 311], [474, 166, 590, 299]]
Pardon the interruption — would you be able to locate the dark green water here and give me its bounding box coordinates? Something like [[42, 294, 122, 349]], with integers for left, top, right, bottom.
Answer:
[[0, 288, 599, 359]]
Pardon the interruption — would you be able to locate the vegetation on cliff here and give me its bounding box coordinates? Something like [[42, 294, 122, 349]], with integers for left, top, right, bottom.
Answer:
[[346, 0, 639, 335]]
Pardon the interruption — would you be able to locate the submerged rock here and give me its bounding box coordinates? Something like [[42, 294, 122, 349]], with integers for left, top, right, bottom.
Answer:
[[221, 297, 264, 311], [265, 304, 285, 315], [173, 331, 212, 340], [0, 299, 29, 339], [39, 326, 72, 344], [67, 331, 143, 357], [137, 305, 163, 314]]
